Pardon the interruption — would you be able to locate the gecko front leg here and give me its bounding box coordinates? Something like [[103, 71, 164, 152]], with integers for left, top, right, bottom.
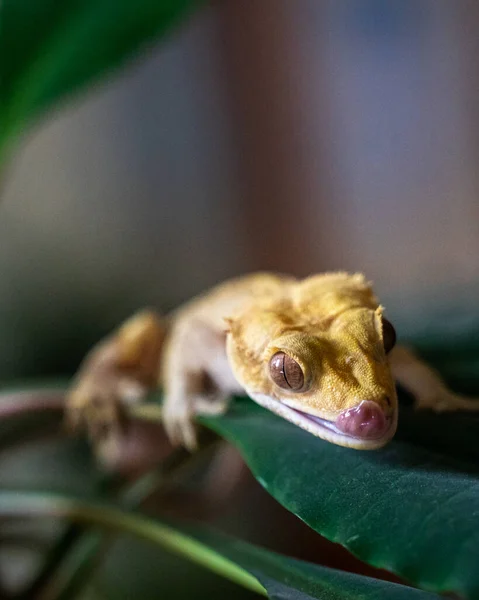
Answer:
[[162, 318, 241, 451], [389, 346, 479, 412], [66, 310, 165, 461]]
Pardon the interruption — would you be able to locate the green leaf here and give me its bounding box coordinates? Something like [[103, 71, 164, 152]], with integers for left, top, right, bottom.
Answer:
[[199, 400, 479, 599], [0, 0, 202, 159], [0, 489, 440, 599], [189, 525, 441, 600], [3, 383, 479, 597]]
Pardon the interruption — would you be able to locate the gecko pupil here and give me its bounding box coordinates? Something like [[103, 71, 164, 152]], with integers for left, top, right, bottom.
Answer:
[[382, 318, 396, 354], [269, 352, 304, 391]]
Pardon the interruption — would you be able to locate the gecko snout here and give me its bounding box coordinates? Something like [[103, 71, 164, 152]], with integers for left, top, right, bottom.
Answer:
[[335, 400, 389, 440]]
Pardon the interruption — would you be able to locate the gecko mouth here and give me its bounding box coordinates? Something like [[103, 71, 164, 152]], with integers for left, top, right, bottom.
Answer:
[[248, 393, 397, 450]]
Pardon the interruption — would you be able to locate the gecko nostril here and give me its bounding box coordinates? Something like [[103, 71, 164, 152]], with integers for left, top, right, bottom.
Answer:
[[335, 400, 388, 440]]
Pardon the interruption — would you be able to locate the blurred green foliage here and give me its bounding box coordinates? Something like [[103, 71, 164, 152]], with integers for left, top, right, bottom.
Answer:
[[0, 0, 202, 161]]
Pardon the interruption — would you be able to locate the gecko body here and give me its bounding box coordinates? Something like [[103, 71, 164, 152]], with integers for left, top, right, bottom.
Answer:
[[67, 272, 479, 455]]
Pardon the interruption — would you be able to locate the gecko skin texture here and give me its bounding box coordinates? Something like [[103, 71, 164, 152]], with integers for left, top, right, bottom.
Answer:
[[66, 271, 479, 455]]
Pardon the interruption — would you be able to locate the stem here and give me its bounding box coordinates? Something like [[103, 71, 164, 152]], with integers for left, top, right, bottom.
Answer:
[[0, 491, 266, 597], [37, 531, 110, 600], [0, 389, 65, 454], [18, 524, 86, 600], [129, 402, 163, 422], [0, 389, 64, 420], [25, 437, 219, 600], [1, 388, 228, 598]]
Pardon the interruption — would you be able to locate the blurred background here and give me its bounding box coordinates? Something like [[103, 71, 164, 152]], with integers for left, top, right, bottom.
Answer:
[[3, 1, 479, 598], [2, 0, 479, 380]]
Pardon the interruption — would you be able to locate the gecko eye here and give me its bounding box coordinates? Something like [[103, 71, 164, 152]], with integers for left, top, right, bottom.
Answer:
[[382, 318, 396, 354], [269, 352, 305, 391]]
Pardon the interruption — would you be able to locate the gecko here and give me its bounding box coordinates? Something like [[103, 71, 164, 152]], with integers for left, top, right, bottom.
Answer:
[[66, 272, 479, 457]]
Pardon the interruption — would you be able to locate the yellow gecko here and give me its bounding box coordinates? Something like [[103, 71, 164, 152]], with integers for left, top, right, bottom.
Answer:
[[66, 272, 479, 456]]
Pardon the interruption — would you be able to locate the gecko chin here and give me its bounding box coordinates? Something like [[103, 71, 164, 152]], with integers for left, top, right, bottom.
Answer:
[[248, 393, 397, 450]]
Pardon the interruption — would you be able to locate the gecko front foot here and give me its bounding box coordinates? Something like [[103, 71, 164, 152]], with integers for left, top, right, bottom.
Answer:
[[162, 399, 197, 451], [162, 394, 229, 451]]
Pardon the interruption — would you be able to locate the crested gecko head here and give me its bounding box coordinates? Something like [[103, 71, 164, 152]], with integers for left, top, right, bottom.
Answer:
[[225, 272, 398, 449]]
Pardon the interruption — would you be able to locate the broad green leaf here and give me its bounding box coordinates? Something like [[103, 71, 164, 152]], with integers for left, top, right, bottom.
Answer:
[[199, 400, 479, 599], [3, 383, 479, 597], [0, 0, 202, 160], [0, 490, 440, 599], [97, 535, 259, 600], [189, 525, 441, 600]]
